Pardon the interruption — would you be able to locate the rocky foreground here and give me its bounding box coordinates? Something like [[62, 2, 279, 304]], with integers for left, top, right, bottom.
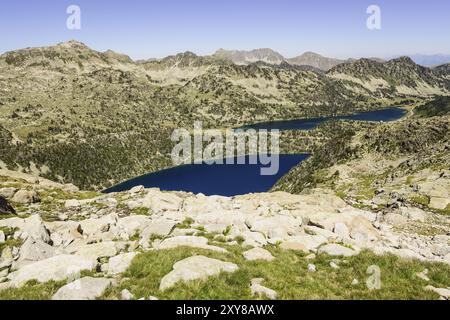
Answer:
[[0, 169, 450, 300]]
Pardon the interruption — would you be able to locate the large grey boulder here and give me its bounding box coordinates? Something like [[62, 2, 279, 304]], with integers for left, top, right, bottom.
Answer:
[[1, 215, 52, 244], [0, 196, 15, 215], [282, 234, 328, 252], [250, 278, 277, 300], [103, 252, 137, 275], [0, 188, 17, 199], [318, 244, 358, 257], [8, 254, 97, 287], [155, 236, 227, 252], [160, 256, 238, 290], [22, 215, 51, 243], [15, 238, 57, 267], [243, 248, 274, 261], [116, 215, 152, 237], [12, 190, 40, 204], [72, 241, 120, 260], [52, 277, 114, 300], [141, 190, 183, 213], [139, 221, 176, 247], [78, 213, 118, 236]]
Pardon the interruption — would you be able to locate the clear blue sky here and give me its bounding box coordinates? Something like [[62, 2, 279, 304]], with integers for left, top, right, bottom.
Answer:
[[0, 0, 449, 59]]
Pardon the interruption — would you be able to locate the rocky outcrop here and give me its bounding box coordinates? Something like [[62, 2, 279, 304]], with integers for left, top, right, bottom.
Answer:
[[250, 278, 277, 300], [0, 176, 449, 297], [7, 255, 97, 287], [0, 196, 15, 215], [52, 277, 114, 300], [159, 256, 239, 291]]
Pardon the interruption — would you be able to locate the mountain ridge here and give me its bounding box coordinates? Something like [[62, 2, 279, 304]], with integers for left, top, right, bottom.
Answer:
[[0, 40, 449, 189]]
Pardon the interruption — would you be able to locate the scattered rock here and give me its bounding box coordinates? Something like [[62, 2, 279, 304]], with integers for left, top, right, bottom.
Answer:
[[305, 253, 316, 260], [104, 252, 137, 275], [250, 278, 277, 300], [117, 215, 151, 237], [141, 190, 183, 213], [155, 236, 227, 252], [425, 285, 450, 299], [243, 248, 274, 261], [52, 277, 113, 300], [383, 213, 408, 226], [333, 223, 349, 239], [0, 196, 15, 215], [280, 241, 309, 253], [159, 256, 238, 290], [416, 269, 430, 282], [318, 244, 357, 257], [72, 241, 120, 260], [65, 199, 82, 209], [330, 261, 340, 269], [307, 264, 316, 272], [12, 190, 40, 204], [22, 215, 51, 243], [352, 279, 359, 285], [139, 221, 176, 247], [283, 234, 328, 251], [129, 185, 144, 194], [0, 188, 17, 199], [429, 197, 450, 210], [15, 238, 57, 267], [0, 231, 5, 243], [8, 254, 97, 287], [121, 289, 134, 300]]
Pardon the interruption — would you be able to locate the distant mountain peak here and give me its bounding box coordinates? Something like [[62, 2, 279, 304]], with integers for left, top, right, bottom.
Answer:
[[287, 52, 347, 71], [213, 48, 285, 65], [56, 40, 89, 49]]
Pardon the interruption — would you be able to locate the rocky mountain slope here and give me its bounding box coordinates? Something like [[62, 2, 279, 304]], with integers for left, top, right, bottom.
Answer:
[[213, 48, 285, 65], [328, 57, 449, 97], [0, 41, 449, 190], [287, 52, 347, 71], [274, 97, 450, 220], [214, 48, 349, 71], [0, 170, 449, 300]]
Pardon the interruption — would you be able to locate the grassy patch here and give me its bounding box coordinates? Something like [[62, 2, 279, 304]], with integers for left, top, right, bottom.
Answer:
[[176, 217, 194, 229], [101, 246, 450, 300], [130, 207, 150, 216], [409, 194, 430, 206], [433, 204, 450, 216], [0, 280, 65, 300]]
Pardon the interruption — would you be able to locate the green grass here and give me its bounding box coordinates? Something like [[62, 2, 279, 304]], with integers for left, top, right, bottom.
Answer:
[[130, 207, 150, 216], [1, 245, 449, 300], [99, 246, 450, 300], [176, 217, 194, 229], [0, 227, 23, 254], [0, 280, 65, 300], [434, 204, 450, 216], [409, 194, 430, 206]]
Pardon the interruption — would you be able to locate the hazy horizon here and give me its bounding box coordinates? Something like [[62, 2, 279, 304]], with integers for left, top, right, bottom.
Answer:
[[1, 0, 450, 61]]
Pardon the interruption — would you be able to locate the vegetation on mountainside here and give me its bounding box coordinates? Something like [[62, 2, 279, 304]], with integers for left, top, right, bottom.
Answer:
[[274, 96, 449, 196], [414, 96, 450, 118], [0, 41, 449, 189]]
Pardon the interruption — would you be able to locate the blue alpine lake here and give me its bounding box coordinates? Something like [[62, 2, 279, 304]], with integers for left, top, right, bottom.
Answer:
[[104, 107, 406, 196], [237, 107, 406, 131], [104, 154, 309, 196]]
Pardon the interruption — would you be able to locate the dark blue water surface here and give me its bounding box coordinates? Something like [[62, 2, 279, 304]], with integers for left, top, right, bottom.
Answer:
[[105, 107, 406, 196], [104, 154, 309, 196], [238, 107, 406, 131]]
